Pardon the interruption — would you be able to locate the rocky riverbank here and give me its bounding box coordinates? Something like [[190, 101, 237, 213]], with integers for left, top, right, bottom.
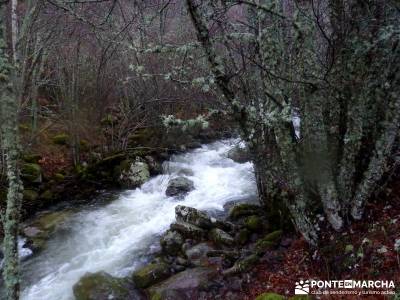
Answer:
[[72, 201, 301, 300]]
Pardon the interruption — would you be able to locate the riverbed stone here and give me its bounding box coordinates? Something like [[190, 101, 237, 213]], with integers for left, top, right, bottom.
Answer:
[[118, 158, 150, 188], [73, 271, 138, 300], [170, 221, 206, 240], [160, 230, 184, 256], [165, 177, 194, 197], [226, 145, 250, 163], [147, 267, 218, 300], [132, 263, 171, 289], [209, 228, 234, 247], [175, 205, 213, 229]]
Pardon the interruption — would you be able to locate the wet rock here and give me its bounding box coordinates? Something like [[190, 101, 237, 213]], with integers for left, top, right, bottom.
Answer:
[[244, 215, 263, 232], [147, 267, 218, 300], [118, 158, 150, 188], [73, 271, 139, 300], [24, 210, 72, 251], [166, 177, 194, 197], [21, 163, 42, 183], [170, 222, 206, 240], [160, 230, 184, 256], [226, 145, 250, 163], [222, 254, 259, 276], [175, 205, 213, 229], [177, 168, 194, 177], [132, 263, 171, 289], [209, 228, 234, 247], [145, 155, 162, 175], [228, 203, 262, 220], [255, 292, 285, 300]]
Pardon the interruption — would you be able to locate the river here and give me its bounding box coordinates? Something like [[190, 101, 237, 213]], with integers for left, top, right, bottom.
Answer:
[[19, 139, 256, 300]]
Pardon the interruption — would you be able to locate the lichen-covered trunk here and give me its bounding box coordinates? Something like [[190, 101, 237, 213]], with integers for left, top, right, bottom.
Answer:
[[1, 6, 24, 300]]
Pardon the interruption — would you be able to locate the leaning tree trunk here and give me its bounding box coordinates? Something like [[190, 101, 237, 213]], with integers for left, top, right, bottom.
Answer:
[[1, 5, 24, 300]]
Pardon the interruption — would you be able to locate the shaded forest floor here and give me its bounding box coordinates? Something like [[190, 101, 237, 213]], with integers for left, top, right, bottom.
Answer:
[[240, 178, 400, 299]]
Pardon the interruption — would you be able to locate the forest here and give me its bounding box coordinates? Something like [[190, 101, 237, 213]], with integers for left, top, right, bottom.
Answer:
[[0, 0, 399, 299]]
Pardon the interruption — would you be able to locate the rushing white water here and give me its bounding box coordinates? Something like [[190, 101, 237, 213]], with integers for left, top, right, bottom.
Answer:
[[20, 140, 256, 300]]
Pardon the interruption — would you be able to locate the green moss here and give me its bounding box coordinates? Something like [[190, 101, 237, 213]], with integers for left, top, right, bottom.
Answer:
[[236, 228, 250, 245], [289, 296, 312, 300], [54, 173, 65, 181], [245, 215, 263, 232], [52, 133, 69, 145], [255, 292, 285, 300], [21, 163, 42, 183], [23, 189, 39, 202], [228, 203, 261, 220], [255, 230, 283, 253], [23, 154, 42, 163], [40, 190, 54, 202]]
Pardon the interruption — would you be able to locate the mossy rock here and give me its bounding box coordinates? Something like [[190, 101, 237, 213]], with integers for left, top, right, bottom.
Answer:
[[235, 228, 250, 245], [52, 133, 69, 145], [73, 271, 133, 300], [132, 263, 171, 289], [23, 189, 39, 202], [228, 203, 262, 220], [23, 154, 42, 163], [170, 221, 206, 240], [209, 228, 235, 246], [21, 163, 42, 183], [255, 292, 285, 300], [223, 253, 259, 276], [40, 190, 54, 202], [54, 173, 65, 181], [245, 215, 263, 232], [255, 230, 283, 253]]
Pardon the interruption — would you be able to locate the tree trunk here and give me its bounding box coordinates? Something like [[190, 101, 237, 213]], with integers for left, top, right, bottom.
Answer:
[[1, 5, 24, 300]]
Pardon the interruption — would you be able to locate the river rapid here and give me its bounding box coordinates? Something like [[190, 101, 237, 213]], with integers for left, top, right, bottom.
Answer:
[[19, 139, 256, 300]]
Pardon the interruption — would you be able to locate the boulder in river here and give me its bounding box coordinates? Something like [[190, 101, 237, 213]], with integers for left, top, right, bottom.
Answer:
[[185, 242, 214, 267], [165, 177, 194, 197], [226, 145, 251, 163], [118, 158, 150, 188], [175, 205, 213, 229], [73, 271, 140, 300], [160, 230, 184, 256], [132, 262, 171, 289], [145, 155, 162, 175]]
